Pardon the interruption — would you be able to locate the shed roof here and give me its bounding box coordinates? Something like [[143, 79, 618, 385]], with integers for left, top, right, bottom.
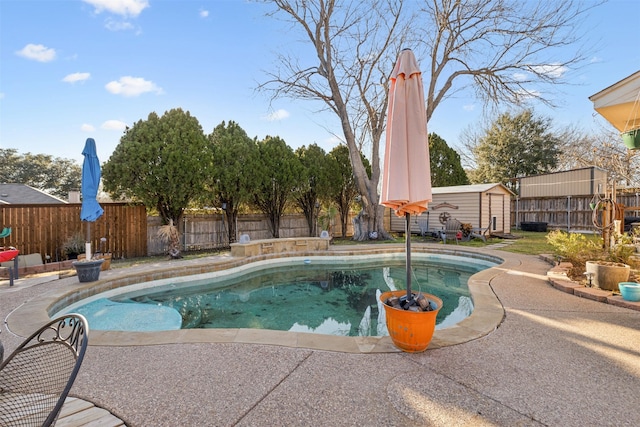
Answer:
[[433, 183, 514, 195], [0, 183, 68, 204]]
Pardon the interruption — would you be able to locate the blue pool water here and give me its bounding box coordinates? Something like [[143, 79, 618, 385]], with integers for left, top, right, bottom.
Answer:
[[64, 254, 497, 337]]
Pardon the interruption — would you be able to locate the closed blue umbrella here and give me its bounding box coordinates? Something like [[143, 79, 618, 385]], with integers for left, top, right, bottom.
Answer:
[[80, 138, 104, 259]]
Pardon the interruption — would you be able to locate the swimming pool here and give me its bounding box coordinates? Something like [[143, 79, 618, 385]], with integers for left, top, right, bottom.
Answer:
[[60, 253, 498, 337]]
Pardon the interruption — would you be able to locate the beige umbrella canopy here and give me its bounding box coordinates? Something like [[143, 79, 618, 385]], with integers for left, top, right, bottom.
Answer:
[[380, 49, 432, 216], [380, 49, 432, 304]]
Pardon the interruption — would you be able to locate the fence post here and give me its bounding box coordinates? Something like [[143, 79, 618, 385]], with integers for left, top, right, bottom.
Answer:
[[567, 196, 571, 231]]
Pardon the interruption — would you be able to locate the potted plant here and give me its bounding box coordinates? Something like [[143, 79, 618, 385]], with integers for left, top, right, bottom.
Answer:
[[585, 260, 631, 291], [460, 222, 473, 241], [62, 232, 85, 260], [65, 232, 105, 282], [380, 290, 442, 352], [622, 129, 640, 150], [72, 257, 104, 282]]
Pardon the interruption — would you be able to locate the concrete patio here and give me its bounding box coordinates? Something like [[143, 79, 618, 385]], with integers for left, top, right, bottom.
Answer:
[[1, 244, 639, 426]]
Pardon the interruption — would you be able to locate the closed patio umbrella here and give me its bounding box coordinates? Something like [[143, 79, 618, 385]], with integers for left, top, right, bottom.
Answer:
[[80, 138, 104, 260], [380, 49, 432, 304]]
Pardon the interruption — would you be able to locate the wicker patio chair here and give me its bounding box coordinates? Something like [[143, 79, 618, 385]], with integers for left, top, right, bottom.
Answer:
[[0, 314, 88, 427]]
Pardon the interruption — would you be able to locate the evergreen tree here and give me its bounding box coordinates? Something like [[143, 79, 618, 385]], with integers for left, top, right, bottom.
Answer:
[[0, 148, 81, 199], [326, 145, 370, 238], [252, 136, 304, 238], [206, 121, 258, 243], [294, 144, 331, 236], [472, 110, 560, 191], [429, 133, 469, 187], [102, 108, 209, 224]]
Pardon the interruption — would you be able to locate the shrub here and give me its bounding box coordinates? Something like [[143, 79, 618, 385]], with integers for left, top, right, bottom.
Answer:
[[546, 230, 601, 265], [62, 232, 85, 258]]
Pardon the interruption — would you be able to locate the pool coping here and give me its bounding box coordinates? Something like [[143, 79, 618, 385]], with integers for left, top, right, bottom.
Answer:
[[5, 244, 520, 353]]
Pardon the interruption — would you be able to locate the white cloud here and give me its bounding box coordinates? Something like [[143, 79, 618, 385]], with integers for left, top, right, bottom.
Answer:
[[513, 72, 527, 82], [590, 56, 603, 64], [463, 104, 475, 112], [515, 88, 541, 101], [531, 64, 567, 79], [200, 9, 209, 18], [83, 0, 149, 17], [63, 72, 91, 83], [16, 44, 56, 62], [105, 76, 163, 97], [81, 123, 96, 132], [262, 109, 290, 121], [105, 18, 135, 31], [101, 120, 128, 130], [0, 93, 4, 99]]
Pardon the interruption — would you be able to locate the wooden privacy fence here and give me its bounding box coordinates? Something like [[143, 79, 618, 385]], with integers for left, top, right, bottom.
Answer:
[[147, 213, 354, 256], [2, 204, 355, 260], [0, 203, 147, 261], [512, 192, 640, 231]]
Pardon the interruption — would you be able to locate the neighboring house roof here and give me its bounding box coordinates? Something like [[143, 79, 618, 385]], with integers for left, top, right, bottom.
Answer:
[[432, 183, 514, 196], [0, 183, 68, 204]]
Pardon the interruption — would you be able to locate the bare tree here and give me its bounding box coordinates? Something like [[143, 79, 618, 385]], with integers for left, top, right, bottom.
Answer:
[[463, 118, 640, 189], [418, 0, 598, 120], [259, 0, 598, 239], [557, 125, 640, 188]]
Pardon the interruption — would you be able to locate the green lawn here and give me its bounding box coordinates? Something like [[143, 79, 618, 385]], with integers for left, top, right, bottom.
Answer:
[[333, 229, 556, 256], [494, 230, 555, 255]]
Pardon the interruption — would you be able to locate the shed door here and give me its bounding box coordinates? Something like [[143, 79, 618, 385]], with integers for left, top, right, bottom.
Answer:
[[488, 193, 508, 233]]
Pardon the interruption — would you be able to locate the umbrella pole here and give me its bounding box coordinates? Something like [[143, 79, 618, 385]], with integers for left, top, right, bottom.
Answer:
[[405, 212, 412, 302], [86, 221, 92, 260]]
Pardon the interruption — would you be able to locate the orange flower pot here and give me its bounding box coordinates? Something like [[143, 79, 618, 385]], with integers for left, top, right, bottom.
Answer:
[[380, 290, 442, 353]]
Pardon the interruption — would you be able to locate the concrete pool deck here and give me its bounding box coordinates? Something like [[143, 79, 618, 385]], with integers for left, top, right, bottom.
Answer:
[[2, 243, 640, 426]]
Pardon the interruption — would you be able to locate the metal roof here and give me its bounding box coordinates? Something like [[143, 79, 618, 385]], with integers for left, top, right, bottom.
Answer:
[[432, 183, 514, 195]]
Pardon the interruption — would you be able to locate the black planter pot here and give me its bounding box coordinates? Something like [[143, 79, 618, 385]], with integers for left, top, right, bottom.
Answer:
[[72, 259, 105, 283]]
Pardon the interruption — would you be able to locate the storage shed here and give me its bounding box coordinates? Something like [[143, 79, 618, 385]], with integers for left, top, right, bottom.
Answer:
[[518, 167, 607, 198], [389, 183, 514, 235]]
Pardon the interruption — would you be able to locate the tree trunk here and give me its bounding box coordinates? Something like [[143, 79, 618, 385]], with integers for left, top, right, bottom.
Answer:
[[225, 209, 237, 244], [269, 212, 280, 238], [340, 209, 348, 238]]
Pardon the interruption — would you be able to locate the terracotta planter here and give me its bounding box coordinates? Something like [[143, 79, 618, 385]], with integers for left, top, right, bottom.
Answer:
[[72, 259, 105, 283], [585, 261, 630, 291], [380, 290, 442, 353]]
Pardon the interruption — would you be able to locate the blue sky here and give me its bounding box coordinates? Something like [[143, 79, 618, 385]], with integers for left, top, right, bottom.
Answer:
[[1, 0, 639, 166]]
